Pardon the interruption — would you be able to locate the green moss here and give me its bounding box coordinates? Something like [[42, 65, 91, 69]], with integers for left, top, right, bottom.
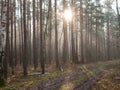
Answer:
[[2, 60, 119, 90], [72, 74, 88, 85], [0, 78, 6, 87], [40, 70, 64, 81], [3, 70, 65, 90], [0, 87, 13, 90], [72, 63, 107, 86], [60, 82, 74, 90], [93, 62, 120, 90], [22, 81, 34, 87]]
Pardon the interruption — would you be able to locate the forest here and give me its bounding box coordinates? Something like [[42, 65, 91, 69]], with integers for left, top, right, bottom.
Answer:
[[0, 0, 120, 90]]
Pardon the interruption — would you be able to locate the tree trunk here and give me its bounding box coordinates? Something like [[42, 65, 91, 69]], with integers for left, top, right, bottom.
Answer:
[[80, 0, 84, 63], [55, 0, 59, 68], [40, 0, 45, 74], [3, 0, 10, 79], [23, 0, 28, 76], [107, 16, 110, 60], [33, 0, 38, 70]]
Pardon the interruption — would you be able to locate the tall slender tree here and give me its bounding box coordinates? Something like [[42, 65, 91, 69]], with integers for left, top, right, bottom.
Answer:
[[23, 0, 28, 76], [33, 0, 38, 70], [40, 0, 45, 74], [80, 0, 84, 63], [62, 0, 68, 64], [55, 0, 60, 68], [3, 0, 10, 79]]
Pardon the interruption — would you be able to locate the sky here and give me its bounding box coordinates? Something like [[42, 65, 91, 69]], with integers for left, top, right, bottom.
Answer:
[[101, 0, 120, 14]]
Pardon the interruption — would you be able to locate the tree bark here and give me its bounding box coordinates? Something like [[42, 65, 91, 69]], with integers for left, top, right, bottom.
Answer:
[[40, 0, 45, 74], [80, 0, 84, 63], [23, 0, 28, 76], [55, 0, 59, 68]]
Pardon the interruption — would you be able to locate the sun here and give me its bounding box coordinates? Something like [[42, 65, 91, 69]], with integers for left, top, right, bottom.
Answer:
[[63, 8, 73, 21]]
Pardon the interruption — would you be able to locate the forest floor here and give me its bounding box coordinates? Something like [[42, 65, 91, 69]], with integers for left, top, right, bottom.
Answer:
[[92, 61, 120, 90], [0, 60, 120, 90]]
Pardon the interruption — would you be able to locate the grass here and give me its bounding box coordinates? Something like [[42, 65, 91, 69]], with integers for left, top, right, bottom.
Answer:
[[0, 70, 66, 90], [93, 62, 120, 90], [60, 60, 120, 90], [1, 60, 120, 90]]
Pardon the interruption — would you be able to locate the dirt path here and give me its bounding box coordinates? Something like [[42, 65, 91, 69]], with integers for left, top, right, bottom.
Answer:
[[1, 60, 119, 90], [26, 64, 112, 90]]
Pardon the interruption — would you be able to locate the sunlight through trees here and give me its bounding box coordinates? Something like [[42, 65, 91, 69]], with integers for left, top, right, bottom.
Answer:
[[0, 0, 120, 80]]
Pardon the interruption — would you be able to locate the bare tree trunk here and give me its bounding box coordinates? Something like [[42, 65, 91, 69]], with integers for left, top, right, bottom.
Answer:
[[48, 0, 52, 64], [55, 0, 59, 68], [20, 0, 24, 65], [107, 16, 110, 60], [10, 2, 14, 74], [116, 0, 120, 31], [33, 0, 38, 70], [95, 17, 98, 61], [75, 27, 78, 62], [71, 0, 76, 63], [40, 0, 45, 74], [23, 0, 28, 76], [62, 0, 68, 64], [80, 0, 84, 63], [116, 0, 120, 59], [14, 0, 17, 66], [3, 0, 10, 79]]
